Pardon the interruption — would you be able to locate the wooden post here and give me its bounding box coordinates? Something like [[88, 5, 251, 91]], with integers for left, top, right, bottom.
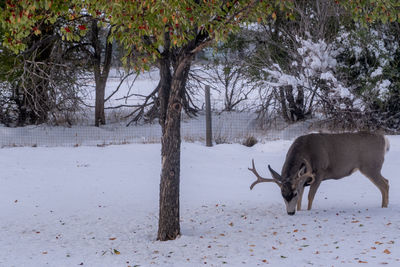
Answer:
[[205, 85, 212, 147]]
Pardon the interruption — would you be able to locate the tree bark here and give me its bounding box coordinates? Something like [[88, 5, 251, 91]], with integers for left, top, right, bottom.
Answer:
[[92, 20, 112, 127], [158, 41, 172, 132], [94, 79, 106, 126], [279, 87, 290, 122], [157, 27, 206, 241], [157, 59, 189, 241], [283, 85, 305, 122]]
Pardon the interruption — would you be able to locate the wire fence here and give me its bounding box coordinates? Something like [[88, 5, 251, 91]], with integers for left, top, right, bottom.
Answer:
[[0, 69, 314, 148], [0, 110, 314, 148]]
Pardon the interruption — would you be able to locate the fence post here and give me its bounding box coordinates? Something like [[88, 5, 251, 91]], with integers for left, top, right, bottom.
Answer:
[[205, 85, 212, 147]]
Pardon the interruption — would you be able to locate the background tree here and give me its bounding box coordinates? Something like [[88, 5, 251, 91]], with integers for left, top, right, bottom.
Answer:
[[63, 15, 115, 127], [1, 2, 116, 126], [0, 2, 88, 125]]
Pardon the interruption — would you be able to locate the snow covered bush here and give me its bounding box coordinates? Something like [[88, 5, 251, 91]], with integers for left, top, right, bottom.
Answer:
[[334, 24, 400, 131], [243, 0, 345, 125]]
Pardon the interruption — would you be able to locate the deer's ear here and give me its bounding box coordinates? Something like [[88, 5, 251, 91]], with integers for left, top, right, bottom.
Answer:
[[268, 165, 282, 181], [298, 164, 306, 177]]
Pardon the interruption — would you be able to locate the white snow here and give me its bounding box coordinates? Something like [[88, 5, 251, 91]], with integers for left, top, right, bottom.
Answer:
[[376, 80, 391, 101], [371, 67, 383, 78], [1, 136, 400, 266]]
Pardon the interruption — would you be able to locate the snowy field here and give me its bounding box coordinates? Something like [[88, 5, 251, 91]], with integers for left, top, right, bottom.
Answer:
[[1, 136, 399, 266]]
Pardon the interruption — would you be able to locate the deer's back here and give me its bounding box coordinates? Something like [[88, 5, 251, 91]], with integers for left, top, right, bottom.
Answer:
[[294, 132, 386, 180]]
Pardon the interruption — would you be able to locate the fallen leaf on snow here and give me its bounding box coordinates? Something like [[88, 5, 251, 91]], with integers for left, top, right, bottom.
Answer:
[[109, 237, 116, 240], [358, 260, 368, 263], [351, 220, 360, 223], [383, 249, 391, 254], [375, 241, 383, 245]]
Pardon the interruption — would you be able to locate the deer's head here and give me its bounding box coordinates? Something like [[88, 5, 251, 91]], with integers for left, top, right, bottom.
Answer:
[[249, 159, 315, 215]]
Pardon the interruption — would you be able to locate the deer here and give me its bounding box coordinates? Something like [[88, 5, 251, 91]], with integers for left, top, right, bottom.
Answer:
[[249, 132, 390, 215]]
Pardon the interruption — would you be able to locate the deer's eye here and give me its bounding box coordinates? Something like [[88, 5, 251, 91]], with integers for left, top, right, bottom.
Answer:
[[293, 192, 298, 197]]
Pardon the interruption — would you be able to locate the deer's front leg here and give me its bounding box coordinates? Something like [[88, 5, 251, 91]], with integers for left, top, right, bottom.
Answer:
[[297, 185, 305, 211], [307, 180, 321, 210]]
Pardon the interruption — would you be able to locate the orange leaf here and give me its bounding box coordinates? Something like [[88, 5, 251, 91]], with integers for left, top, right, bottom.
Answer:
[[162, 17, 168, 24], [383, 249, 391, 254], [358, 260, 368, 263], [293, 229, 298, 232], [109, 237, 116, 240], [375, 241, 383, 245], [351, 220, 360, 223]]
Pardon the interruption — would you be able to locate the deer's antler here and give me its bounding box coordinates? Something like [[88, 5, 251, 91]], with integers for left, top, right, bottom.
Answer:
[[248, 159, 281, 189]]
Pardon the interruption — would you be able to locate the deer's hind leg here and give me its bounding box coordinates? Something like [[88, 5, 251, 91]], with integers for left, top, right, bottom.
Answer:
[[360, 168, 389, 208], [307, 179, 322, 210]]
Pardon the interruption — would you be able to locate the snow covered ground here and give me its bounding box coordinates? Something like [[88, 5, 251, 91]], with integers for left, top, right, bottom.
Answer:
[[1, 136, 399, 266]]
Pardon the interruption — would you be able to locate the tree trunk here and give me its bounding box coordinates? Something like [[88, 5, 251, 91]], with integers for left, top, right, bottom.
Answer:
[[158, 45, 172, 132], [157, 27, 206, 241], [157, 61, 188, 241], [279, 87, 290, 122], [92, 20, 112, 127], [94, 79, 106, 126], [284, 85, 305, 122]]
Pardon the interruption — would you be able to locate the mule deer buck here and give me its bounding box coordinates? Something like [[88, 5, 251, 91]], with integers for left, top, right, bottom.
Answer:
[[249, 132, 390, 215]]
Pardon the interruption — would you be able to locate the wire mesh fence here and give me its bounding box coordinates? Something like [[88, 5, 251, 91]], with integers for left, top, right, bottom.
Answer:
[[0, 69, 316, 148], [0, 110, 314, 148]]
